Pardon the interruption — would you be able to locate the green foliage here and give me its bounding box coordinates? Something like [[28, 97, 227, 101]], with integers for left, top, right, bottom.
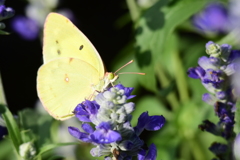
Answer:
[[235, 101, 240, 134]]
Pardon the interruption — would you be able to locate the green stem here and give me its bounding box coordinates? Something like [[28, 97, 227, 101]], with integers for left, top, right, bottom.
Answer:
[[155, 64, 179, 111], [188, 137, 206, 160], [173, 51, 190, 103], [0, 72, 6, 105], [126, 0, 140, 22], [217, 29, 240, 46]]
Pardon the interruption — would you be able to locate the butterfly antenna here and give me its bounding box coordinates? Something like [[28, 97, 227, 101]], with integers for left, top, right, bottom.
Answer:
[[114, 60, 145, 75], [118, 72, 145, 75], [114, 60, 133, 74]]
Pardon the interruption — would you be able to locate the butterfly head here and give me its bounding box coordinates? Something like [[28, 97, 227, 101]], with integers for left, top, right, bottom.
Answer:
[[106, 72, 119, 83]]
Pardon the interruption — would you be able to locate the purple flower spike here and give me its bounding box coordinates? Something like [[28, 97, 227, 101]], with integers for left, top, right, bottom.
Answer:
[[91, 122, 122, 144], [11, 16, 39, 40], [68, 84, 165, 159]]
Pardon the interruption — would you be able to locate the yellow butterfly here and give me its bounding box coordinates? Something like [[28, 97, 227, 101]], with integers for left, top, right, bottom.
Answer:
[[37, 13, 118, 120]]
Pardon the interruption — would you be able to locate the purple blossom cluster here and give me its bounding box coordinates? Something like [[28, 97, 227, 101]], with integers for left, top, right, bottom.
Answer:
[[68, 84, 165, 160], [187, 41, 240, 159]]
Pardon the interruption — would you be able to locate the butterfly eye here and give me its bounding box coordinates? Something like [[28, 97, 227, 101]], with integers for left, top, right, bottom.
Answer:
[[107, 72, 115, 80]]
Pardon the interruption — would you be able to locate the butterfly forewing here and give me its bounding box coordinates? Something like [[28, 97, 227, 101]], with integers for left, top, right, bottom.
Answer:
[[43, 13, 105, 78]]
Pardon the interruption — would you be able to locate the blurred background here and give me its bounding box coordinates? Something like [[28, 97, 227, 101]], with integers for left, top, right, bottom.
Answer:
[[1, 0, 239, 159]]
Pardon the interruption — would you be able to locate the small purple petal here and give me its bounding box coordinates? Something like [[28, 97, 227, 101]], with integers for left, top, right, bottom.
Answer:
[[221, 44, 232, 61], [74, 104, 91, 122], [198, 56, 217, 70], [85, 100, 100, 115], [82, 123, 94, 134], [0, 126, 7, 140], [187, 67, 205, 79], [0, 5, 6, 17], [138, 144, 157, 160], [134, 112, 149, 135], [91, 122, 122, 144], [74, 100, 99, 122], [202, 93, 216, 105], [209, 57, 221, 66], [145, 115, 165, 131], [137, 148, 146, 160], [198, 120, 221, 136], [144, 144, 157, 160], [209, 142, 228, 155], [115, 84, 135, 99], [228, 50, 240, 62], [216, 91, 227, 100], [134, 112, 165, 135], [68, 126, 92, 142]]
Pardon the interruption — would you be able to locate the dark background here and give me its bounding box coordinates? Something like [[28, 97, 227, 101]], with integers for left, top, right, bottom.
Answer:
[[0, 0, 132, 113]]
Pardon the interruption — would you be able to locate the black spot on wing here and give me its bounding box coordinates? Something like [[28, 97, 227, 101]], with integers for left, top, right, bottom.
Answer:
[[79, 45, 84, 50], [57, 49, 61, 55], [56, 40, 59, 44]]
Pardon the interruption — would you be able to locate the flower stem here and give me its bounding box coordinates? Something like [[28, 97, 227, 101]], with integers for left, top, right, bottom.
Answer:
[[155, 64, 179, 111], [0, 72, 6, 105], [126, 0, 140, 22], [173, 51, 190, 103]]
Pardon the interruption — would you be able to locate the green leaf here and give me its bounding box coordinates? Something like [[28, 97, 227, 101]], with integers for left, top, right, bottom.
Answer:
[[234, 100, 240, 134], [18, 108, 53, 148], [0, 30, 10, 35], [0, 104, 22, 153], [135, 0, 208, 92], [37, 142, 77, 157], [0, 139, 15, 159]]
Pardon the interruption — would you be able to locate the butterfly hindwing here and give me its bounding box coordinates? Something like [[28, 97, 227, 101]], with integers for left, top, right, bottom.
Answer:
[[37, 58, 100, 120]]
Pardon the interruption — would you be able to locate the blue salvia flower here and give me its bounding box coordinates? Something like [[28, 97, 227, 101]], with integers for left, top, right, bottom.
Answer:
[[68, 84, 165, 160], [192, 2, 229, 34], [11, 15, 39, 40], [187, 41, 240, 159], [0, 0, 14, 30]]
